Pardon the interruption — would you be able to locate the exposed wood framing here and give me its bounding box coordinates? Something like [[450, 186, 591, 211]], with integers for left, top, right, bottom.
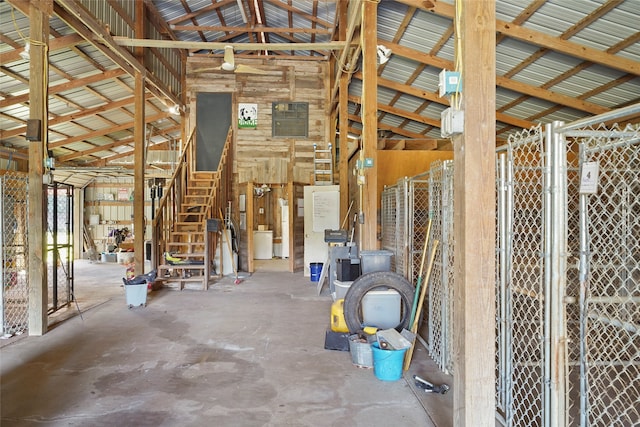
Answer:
[[452, 0, 496, 424], [359, 0, 377, 250], [27, 0, 50, 336]]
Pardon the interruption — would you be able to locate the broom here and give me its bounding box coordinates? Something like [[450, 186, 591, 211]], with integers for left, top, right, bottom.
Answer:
[[403, 239, 439, 371], [409, 218, 432, 327]]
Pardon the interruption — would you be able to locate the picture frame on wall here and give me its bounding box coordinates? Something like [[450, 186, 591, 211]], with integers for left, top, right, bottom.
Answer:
[[238, 103, 257, 129]]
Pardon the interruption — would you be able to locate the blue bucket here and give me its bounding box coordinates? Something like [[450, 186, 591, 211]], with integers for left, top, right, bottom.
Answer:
[[310, 262, 323, 282], [371, 342, 407, 381]]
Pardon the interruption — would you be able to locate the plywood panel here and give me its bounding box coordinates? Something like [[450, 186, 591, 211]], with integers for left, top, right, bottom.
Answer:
[[377, 150, 454, 198]]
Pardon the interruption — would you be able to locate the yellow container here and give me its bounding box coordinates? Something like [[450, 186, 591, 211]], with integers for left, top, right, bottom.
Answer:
[[331, 299, 349, 333]]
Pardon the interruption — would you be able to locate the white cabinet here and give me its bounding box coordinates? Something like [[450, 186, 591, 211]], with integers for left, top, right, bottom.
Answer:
[[253, 230, 273, 260]]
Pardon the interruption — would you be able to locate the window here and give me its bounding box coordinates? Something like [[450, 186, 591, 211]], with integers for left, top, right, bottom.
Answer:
[[272, 102, 308, 137]]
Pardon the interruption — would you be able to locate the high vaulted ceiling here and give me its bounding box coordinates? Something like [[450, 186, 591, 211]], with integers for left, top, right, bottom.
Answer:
[[1, 0, 639, 186]]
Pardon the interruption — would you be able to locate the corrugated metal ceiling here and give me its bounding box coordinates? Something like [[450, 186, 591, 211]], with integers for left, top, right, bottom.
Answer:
[[0, 0, 639, 186]]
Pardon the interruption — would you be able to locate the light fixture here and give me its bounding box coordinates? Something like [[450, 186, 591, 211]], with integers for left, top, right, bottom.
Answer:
[[168, 104, 182, 115], [19, 42, 30, 60], [377, 45, 392, 65]]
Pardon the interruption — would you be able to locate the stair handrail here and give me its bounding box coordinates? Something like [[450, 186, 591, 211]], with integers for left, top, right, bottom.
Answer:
[[151, 127, 196, 268], [202, 126, 234, 226]]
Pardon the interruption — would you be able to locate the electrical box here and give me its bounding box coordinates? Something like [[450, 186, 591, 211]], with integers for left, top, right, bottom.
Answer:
[[439, 70, 462, 97], [440, 107, 464, 138]]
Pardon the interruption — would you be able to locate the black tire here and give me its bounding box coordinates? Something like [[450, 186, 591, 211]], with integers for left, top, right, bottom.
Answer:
[[343, 271, 415, 333]]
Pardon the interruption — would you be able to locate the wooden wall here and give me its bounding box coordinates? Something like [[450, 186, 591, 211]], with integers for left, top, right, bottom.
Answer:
[[186, 57, 329, 186], [344, 149, 454, 248], [83, 178, 152, 253], [186, 56, 328, 270], [377, 150, 454, 195]]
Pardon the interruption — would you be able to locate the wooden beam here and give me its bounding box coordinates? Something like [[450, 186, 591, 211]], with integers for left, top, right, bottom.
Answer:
[[171, 25, 332, 34], [359, 0, 377, 250], [358, 73, 537, 129], [167, 0, 235, 26], [337, 0, 350, 223], [379, 138, 440, 150], [0, 33, 83, 64], [0, 69, 126, 110], [451, 0, 496, 424], [27, 0, 50, 337], [366, 42, 612, 116], [47, 112, 170, 149], [348, 113, 429, 140], [111, 37, 348, 52], [55, 0, 180, 106], [1, 95, 147, 139], [329, 0, 362, 108], [398, 0, 640, 76], [496, 75, 609, 115], [134, 0, 146, 276], [349, 94, 440, 127]]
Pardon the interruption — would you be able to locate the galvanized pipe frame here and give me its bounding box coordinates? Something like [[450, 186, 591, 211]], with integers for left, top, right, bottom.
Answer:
[[575, 126, 640, 427], [46, 182, 74, 314], [425, 160, 450, 373], [380, 113, 639, 427], [0, 172, 30, 336], [496, 127, 551, 426]]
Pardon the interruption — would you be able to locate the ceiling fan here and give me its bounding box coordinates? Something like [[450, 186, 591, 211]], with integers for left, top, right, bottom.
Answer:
[[193, 45, 268, 74]]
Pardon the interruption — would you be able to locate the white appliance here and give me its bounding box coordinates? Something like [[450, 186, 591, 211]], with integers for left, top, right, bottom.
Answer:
[[280, 198, 290, 258], [253, 230, 273, 260]]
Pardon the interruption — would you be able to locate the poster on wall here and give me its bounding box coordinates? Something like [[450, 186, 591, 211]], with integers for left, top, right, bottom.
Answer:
[[238, 103, 258, 129]]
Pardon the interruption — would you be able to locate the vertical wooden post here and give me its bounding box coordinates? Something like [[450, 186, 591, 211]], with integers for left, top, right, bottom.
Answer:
[[287, 181, 295, 272], [133, 1, 146, 275], [360, 0, 378, 250], [452, 0, 496, 425], [337, 1, 349, 222], [27, 0, 51, 336], [246, 182, 255, 273]]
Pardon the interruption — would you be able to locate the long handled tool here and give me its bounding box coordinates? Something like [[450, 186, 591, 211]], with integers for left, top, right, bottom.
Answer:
[[409, 218, 432, 327], [404, 239, 439, 371]]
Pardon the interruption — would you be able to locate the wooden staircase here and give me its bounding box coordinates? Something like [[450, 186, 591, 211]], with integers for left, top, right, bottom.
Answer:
[[156, 172, 219, 290]]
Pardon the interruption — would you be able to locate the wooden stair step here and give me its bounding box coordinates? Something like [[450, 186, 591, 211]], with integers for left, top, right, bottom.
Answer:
[[167, 242, 204, 248], [169, 232, 204, 238], [178, 210, 205, 216], [158, 263, 205, 269], [174, 222, 203, 227], [167, 241, 205, 247], [162, 252, 205, 258]]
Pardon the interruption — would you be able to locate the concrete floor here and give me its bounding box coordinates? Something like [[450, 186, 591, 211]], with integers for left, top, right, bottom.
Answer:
[[1, 260, 453, 427]]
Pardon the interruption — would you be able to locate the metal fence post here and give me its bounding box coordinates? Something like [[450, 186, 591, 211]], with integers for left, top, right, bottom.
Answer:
[[547, 121, 568, 427], [577, 142, 589, 427]]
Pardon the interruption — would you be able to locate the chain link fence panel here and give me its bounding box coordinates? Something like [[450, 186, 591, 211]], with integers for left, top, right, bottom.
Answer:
[[578, 124, 640, 427], [1, 171, 29, 336], [408, 172, 431, 285], [47, 183, 73, 314], [382, 181, 407, 276], [496, 125, 547, 426], [421, 161, 454, 373]]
